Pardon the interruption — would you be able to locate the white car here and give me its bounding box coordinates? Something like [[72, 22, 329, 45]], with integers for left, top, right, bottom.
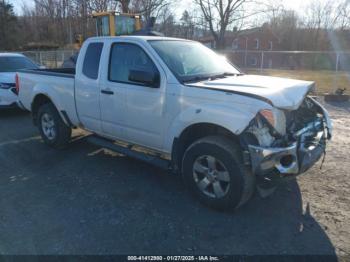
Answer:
[[0, 53, 39, 109], [17, 36, 332, 210]]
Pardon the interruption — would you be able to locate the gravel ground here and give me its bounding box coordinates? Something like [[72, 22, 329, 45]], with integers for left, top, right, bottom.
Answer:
[[0, 99, 348, 257], [297, 98, 350, 257]]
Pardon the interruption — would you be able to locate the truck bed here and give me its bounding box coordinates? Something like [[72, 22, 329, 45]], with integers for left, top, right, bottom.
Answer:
[[19, 68, 75, 78], [18, 67, 79, 126]]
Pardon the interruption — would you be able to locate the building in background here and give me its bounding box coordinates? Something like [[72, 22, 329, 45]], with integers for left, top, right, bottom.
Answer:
[[200, 24, 280, 68]]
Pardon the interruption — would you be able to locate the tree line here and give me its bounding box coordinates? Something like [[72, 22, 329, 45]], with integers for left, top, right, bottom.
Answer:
[[0, 0, 349, 51]]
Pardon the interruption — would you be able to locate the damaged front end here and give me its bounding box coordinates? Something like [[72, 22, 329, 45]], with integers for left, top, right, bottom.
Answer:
[[241, 97, 332, 185]]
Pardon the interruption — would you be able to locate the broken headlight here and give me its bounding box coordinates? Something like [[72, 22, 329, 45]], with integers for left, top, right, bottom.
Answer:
[[259, 108, 286, 136]]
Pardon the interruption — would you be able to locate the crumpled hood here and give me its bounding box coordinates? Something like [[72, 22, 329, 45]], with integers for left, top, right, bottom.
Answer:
[[0, 72, 16, 84], [189, 74, 315, 110]]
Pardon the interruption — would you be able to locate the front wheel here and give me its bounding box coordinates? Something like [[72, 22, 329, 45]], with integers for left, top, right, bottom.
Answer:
[[182, 136, 255, 210], [37, 103, 71, 149]]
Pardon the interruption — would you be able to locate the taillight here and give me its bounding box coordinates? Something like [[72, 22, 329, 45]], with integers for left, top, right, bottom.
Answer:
[[15, 74, 20, 94]]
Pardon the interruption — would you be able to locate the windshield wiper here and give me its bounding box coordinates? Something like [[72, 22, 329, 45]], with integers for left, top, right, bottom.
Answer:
[[182, 75, 212, 83], [209, 72, 242, 80], [183, 72, 243, 84]]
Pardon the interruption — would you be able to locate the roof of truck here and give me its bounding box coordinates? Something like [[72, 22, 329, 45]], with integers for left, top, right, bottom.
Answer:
[[87, 35, 194, 42]]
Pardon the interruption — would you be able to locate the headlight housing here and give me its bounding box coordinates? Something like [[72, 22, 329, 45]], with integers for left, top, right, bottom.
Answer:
[[259, 109, 274, 126], [259, 108, 286, 135]]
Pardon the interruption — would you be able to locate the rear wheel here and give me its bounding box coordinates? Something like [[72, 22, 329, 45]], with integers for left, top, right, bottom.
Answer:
[[182, 136, 255, 210], [37, 103, 71, 149]]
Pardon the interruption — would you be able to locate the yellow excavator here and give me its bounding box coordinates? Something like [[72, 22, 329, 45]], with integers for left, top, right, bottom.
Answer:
[[66, 12, 161, 68], [93, 11, 142, 37], [74, 11, 160, 47]]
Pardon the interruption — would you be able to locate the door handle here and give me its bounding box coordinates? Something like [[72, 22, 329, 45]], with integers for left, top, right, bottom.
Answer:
[[101, 89, 114, 95]]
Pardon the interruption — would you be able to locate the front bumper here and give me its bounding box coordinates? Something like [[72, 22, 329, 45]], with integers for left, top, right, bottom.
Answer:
[[247, 97, 332, 180], [248, 131, 326, 178]]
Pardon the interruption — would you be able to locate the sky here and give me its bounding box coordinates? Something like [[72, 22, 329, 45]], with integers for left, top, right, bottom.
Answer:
[[8, 0, 31, 14], [9, 0, 307, 18]]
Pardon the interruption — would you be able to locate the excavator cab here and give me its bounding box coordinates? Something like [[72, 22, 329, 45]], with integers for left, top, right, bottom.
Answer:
[[93, 12, 142, 37], [62, 12, 161, 68]]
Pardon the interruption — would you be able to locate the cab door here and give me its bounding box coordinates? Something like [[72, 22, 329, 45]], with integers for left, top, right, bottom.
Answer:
[[103, 42, 166, 150]]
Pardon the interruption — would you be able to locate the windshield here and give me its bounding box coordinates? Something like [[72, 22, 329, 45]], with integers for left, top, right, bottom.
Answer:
[[148, 40, 241, 83], [0, 56, 38, 72]]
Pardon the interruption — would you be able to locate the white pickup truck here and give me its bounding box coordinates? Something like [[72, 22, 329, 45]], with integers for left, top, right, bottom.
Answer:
[[18, 36, 332, 210]]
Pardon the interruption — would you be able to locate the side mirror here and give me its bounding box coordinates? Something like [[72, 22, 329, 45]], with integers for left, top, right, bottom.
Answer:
[[128, 70, 160, 88]]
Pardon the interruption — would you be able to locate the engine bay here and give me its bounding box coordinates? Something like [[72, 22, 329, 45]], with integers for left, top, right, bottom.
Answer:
[[242, 97, 328, 149]]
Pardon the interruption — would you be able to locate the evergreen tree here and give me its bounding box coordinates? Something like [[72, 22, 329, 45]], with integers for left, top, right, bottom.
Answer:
[[0, 0, 18, 50]]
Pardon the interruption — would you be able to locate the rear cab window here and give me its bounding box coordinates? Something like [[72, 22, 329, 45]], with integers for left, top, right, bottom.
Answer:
[[82, 42, 104, 79]]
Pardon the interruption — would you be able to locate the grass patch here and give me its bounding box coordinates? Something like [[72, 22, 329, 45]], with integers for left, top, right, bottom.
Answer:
[[245, 69, 350, 95]]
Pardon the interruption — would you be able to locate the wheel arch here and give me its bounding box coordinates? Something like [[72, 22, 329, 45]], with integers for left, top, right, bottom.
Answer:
[[31, 94, 69, 126], [171, 122, 242, 173]]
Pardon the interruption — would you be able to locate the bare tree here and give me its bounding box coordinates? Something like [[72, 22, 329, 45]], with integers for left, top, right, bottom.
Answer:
[[194, 0, 264, 49], [180, 10, 196, 39], [269, 10, 301, 50], [336, 1, 350, 30], [115, 0, 131, 12], [302, 0, 341, 50], [130, 0, 171, 23], [87, 0, 117, 12], [319, 0, 350, 30], [158, 7, 175, 36]]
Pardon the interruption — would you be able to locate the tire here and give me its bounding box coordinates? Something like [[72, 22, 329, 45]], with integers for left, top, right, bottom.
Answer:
[[37, 103, 71, 149], [182, 136, 255, 210]]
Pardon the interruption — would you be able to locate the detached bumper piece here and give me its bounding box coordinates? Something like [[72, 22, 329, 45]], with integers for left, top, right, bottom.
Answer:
[[248, 131, 326, 178]]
